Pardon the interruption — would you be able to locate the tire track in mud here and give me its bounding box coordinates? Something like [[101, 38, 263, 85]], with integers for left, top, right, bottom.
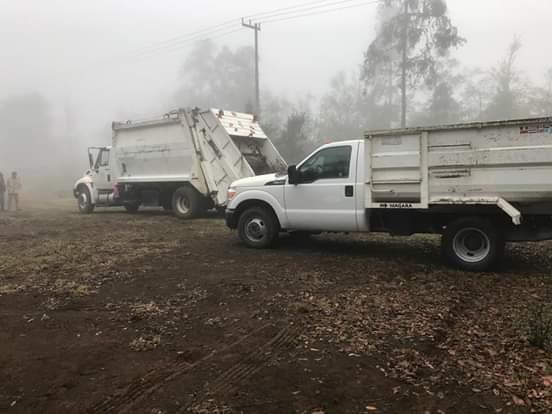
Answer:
[[84, 323, 286, 414], [188, 325, 294, 408]]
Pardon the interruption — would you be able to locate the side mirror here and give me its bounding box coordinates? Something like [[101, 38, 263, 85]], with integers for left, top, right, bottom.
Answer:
[[88, 152, 94, 169], [287, 165, 298, 185]]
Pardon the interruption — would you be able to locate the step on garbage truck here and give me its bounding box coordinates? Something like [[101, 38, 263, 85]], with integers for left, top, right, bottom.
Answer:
[[225, 117, 552, 271], [73, 108, 287, 219]]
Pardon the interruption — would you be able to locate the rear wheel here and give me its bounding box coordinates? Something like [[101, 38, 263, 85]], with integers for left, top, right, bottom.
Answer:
[[442, 217, 504, 272], [172, 186, 201, 219], [237, 206, 279, 248], [77, 187, 94, 214]]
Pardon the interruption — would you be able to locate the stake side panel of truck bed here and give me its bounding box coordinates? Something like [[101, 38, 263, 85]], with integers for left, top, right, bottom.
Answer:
[[365, 117, 552, 215]]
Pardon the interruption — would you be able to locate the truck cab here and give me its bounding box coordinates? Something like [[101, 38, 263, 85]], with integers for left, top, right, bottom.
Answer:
[[226, 139, 368, 240], [73, 146, 119, 213]]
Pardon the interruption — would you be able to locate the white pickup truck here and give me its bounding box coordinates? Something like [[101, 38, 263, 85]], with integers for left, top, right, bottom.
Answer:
[[73, 108, 286, 219], [226, 117, 552, 271]]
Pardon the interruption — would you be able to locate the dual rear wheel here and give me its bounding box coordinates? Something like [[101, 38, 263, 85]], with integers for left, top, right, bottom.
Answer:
[[442, 217, 505, 272], [172, 186, 203, 219]]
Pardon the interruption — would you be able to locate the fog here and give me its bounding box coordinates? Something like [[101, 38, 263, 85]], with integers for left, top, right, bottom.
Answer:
[[1, 0, 552, 192]]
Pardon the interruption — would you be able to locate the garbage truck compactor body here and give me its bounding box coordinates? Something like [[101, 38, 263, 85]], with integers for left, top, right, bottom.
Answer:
[[73, 108, 287, 219], [226, 117, 552, 271]]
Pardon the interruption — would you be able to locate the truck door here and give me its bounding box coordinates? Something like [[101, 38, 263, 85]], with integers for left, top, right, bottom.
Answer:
[[284, 143, 358, 231], [92, 148, 112, 192]]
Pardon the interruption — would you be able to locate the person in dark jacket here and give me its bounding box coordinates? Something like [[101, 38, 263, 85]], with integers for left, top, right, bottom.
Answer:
[[0, 172, 5, 211]]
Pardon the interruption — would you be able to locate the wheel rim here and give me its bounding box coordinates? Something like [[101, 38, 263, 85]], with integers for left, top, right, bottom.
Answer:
[[78, 192, 88, 209], [176, 195, 190, 215], [452, 227, 491, 263], [245, 216, 268, 243]]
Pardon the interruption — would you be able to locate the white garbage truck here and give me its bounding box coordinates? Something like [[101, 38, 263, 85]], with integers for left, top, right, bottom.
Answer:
[[226, 117, 552, 271], [73, 108, 287, 218]]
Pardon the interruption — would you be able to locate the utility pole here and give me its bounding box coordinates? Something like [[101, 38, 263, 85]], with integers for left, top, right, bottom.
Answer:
[[241, 18, 261, 116], [400, 0, 408, 128]]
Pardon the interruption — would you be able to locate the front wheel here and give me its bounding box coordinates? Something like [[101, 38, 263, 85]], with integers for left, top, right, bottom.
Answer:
[[77, 187, 94, 214], [442, 217, 505, 272], [237, 206, 279, 248]]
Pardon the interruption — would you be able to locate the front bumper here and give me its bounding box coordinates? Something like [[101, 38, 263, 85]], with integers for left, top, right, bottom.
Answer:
[[225, 209, 237, 229]]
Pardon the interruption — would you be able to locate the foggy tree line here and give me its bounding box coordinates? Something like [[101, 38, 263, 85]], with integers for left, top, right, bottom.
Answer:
[[3, 0, 552, 182], [0, 93, 82, 192], [173, 0, 552, 163]]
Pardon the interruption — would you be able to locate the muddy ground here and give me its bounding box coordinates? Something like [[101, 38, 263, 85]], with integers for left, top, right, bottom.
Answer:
[[1, 200, 551, 414]]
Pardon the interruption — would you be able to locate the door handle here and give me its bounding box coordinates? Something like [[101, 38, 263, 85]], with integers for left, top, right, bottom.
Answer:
[[345, 185, 354, 197]]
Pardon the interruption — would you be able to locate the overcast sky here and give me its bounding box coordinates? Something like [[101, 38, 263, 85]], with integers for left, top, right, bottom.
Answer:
[[1, 0, 551, 134]]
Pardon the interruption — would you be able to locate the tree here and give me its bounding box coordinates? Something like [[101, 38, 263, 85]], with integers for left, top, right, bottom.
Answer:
[[318, 71, 364, 141], [458, 67, 492, 121], [363, 0, 465, 127], [0, 93, 52, 168], [413, 58, 463, 125], [529, 68, 552, 116], [485, 38, 527, 120], [259, 91, 290, 142], [318, 71, 384, 141], [277, 111, 311, 164], [174, 40, 255, 112]]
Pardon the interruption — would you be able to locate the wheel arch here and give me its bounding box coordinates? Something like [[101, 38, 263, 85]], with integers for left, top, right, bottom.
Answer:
[[74, 181, 95, 203], [233, 198, 283, 231]]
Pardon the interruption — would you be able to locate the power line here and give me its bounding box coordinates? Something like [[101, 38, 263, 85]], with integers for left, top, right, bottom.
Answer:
[[126, 27, 240, 60], [119, 2, 345, 58], [123, 0, 382, 59], [60, 0, 383, 78], [252, 0, 374, 22], [259, 0, 382, 24], [125, 28, 243, 61], [123, 19, 240, 57], [243, 0, 352, 20]]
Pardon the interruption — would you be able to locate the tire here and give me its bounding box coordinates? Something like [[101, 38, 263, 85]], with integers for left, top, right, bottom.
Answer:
[[237, 206, 279, 248], [124, 203, 140, 213], [442, 217, 505, 272], [77, 186, 94, 214], [172, 186, 200, 219]]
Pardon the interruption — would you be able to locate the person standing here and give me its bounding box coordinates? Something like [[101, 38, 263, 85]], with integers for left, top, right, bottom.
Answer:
[[7, 171, 22, 212], [0, 173, 5, 211]]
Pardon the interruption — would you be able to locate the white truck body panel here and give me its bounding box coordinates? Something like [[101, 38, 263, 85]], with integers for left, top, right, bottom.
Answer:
[[365, 117, 552, 209], [114, 119, 194, 184]]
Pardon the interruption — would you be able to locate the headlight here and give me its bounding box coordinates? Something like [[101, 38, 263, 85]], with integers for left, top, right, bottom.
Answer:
[[227, 188, 237, 201]]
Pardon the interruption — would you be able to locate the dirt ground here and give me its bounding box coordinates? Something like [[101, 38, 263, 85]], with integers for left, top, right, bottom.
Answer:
[[1, 199, 551, 414]]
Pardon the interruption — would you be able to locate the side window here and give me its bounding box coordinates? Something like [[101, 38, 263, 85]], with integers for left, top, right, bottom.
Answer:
[[298, 146, 352, 182], [98, 149, 110, 167]]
